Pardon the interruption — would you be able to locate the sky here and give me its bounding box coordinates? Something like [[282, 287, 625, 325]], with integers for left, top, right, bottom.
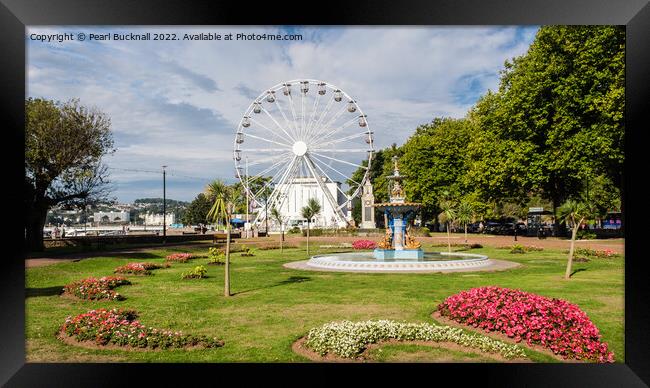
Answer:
[[27, 26, 538, 203]]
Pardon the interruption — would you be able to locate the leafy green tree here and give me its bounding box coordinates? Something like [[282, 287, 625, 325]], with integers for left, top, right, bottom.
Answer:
[[559, 198, 595, 279], [301, 198, 321, 256], [25, 98, 114, 251], [270, 206, 286, 253], [438, 197, 457, 253], [467, 26, 624, 231], [400, 118, 472, 224], [205, 180, 242, 297], [182, 193, 212, 226], [456, 200, 475, 243]]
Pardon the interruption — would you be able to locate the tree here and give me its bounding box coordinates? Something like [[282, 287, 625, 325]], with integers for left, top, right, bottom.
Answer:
[[301, 198, 321, 256], [456, 200, 474, 243], [399, 118, 472, 226], [270, 206, 286, 253], [182, 193, 212, 226], [205, 180, 242, 297], [466, 26, 624, 232], [438, 197, 457, 253], [559, 198, 594, 280], [25, 98, 114, 251]]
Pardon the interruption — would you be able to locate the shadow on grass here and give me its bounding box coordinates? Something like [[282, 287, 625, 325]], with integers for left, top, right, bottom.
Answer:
[[25, 286, 64, 298], [233, 276, 311, 296], [570, 268, 588, 277]]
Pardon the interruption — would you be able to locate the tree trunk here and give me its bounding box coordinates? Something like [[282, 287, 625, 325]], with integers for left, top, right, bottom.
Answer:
[[280, 228, 284, 254], [306, 221, 310, 256], [447, 223, 451, 253], [564, 218, 582, 280], [224, 225, 231, 296], [464, 224, 468, 243], [26, 201, 48, 252]]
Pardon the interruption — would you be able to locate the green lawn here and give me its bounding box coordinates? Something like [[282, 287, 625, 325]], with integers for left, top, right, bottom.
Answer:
[[25, 243, 624, 362]]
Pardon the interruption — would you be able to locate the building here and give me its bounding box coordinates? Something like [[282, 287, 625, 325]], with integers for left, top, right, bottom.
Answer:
[[93, 211, 130, 224], [143, 213, 176, 226], [360, 179, 376, 229], [272, 176, 348, 228]]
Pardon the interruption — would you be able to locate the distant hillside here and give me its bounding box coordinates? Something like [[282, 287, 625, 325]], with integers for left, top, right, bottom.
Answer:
[[134, 198, 189, 205]]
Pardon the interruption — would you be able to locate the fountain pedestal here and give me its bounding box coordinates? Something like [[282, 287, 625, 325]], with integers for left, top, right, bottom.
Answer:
[[372, 156, 424, 260]]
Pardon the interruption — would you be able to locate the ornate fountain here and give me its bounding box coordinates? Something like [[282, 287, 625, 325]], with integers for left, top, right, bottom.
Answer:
[[373, 156, 424, 260]]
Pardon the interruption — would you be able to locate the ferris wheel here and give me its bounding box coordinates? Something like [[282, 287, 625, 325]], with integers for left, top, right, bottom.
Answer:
[[233, 79, 374, 227]]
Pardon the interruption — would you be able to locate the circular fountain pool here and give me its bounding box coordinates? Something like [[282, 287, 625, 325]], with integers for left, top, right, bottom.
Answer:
[[284, 251, 520, 273]]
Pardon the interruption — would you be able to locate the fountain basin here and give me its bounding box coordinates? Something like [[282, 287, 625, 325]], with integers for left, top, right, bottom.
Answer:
[[299, 251, 496, 272], [373, 248, 424, 260]]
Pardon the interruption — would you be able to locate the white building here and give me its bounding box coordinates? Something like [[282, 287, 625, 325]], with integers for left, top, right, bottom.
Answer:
[[93, 211, 130, 224], [143, 213, 176, 226], [273, 176, 347, 228]]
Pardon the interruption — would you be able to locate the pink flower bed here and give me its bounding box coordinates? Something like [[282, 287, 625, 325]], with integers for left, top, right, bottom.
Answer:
[[114, 262, 170, 275], [352, 240, 377, 250], [437, 286, 614, 363], [60, 308, 223, 349], [63, 276, 131, 301], [165, 253, 193, 263]]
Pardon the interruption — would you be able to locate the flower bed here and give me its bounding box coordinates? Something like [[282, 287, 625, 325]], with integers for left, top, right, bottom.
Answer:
[[573, 248, 619, 258], [60, 308, 223, 349], [63, 276, 131, 301], [502, 244, 544, 253], [437, 286, 614, 363], [304, 320, 525, 360], [352, 240, 377, 250], [165, 253, 193, 263], [114, 262, 170, 275]]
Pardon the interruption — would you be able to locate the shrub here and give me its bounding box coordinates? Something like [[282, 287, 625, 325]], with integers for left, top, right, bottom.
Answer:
[[60, 308, 223, 349], [241, 247, 258, 257], [166, 253, 193, 263], [576, 230, 597, 240], [510, 244, 526, 254], [114, 262, 170, 275], [437, 286, 614, 363], [573, 248, 619, 258], [208, 247, 225, 264], [288, 227, 301, 234], [302, 228, 323, 237], [408, 227, 430, 237], [181, 265, 207, 279], [352, 240, 377, 250], [63, 276, 131, 301], [304, 320, 526, 360], [506, 245, 544, 254]]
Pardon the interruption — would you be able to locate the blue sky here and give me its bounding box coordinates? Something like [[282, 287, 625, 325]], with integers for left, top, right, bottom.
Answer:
[[27, 26, 538, 203]]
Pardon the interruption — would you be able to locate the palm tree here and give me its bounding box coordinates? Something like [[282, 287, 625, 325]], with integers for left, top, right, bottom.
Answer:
[[559, 198, 593, 280], [439, 199, 457, 253], [301, 198, 321, 256], [270, 206, 285, 254], [205, 180, 242, 296], [456, 201, 474, 244]]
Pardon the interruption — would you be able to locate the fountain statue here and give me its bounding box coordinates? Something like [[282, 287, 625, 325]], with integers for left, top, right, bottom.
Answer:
[[373, 156, 424, 260]]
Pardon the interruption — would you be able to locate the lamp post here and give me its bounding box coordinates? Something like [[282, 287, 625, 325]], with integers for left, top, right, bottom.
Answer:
[[162, 165, 167, 243]]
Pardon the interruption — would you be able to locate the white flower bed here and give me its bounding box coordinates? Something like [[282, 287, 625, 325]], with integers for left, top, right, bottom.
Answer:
[[304, 320, 526, 359]]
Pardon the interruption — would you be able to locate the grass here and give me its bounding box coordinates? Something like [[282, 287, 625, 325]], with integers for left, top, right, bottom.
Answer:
[[25, 243, 624, 363]]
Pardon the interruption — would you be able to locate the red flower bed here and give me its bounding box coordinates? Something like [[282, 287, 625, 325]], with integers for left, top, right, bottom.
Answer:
[[63, 276, 131, 301], [437, 286, 614, 363], [352, 240, 377, 250], [165, 253, 193, 263], [114, 262, 170, 275], [60, 308, 223, 349]]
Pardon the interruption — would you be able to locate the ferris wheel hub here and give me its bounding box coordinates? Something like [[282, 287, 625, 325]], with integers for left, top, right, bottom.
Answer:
[[292, 141, 308, 156]]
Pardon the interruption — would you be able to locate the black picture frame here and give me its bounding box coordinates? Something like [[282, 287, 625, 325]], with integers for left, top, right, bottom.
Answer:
[[2, 0, 648, 386]]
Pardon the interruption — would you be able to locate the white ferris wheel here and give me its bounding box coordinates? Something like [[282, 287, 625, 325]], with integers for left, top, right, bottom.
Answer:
[[233, 79, 374, 227]]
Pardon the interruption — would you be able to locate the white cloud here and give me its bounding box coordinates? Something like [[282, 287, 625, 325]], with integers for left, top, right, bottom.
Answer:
[[27, 25, 537, 202]]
